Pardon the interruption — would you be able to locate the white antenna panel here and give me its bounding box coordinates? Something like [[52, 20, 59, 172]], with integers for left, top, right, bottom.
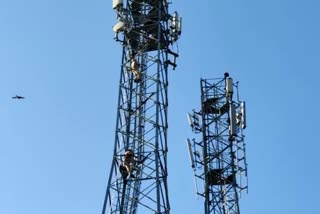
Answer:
[[186, 139, 195, 168], [113, 0, 123, 9], [226, 77, 233, 95], [241, 101, 246, 129], [229, 103, 237, 136], [187, 113, 193, 127], [113, 21, 124, 32]]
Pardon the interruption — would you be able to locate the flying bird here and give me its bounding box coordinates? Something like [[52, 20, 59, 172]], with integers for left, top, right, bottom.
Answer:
[[12, 95, 25, 99]]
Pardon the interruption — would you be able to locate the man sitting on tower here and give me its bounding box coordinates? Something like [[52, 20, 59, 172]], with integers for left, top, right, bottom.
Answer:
[[120, 149, 136, 179]]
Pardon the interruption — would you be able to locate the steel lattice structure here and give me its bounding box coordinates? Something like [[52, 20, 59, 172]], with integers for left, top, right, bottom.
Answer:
[[102, 0, 181, 213], [187, 74, 248, 214]]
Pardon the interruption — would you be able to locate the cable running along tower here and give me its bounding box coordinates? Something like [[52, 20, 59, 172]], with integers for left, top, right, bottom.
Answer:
[[102, 0, 181, 213], [187, 73, 248, 214]]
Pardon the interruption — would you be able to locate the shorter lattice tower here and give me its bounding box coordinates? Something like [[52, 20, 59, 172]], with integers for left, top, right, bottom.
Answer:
[[186, 73, 248, 214]]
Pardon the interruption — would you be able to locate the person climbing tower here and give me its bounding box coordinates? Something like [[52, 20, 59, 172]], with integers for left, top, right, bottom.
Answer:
[[130, 58, 142, 83]]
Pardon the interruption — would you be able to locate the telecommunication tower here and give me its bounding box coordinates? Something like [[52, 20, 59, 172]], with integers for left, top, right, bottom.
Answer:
[[186, 73, 248, 214], [102, 0, 181, 213]]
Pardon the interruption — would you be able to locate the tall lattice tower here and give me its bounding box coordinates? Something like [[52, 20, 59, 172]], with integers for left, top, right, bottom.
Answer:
[[102, 0, 181, 213], [186, 73, 248, 214]]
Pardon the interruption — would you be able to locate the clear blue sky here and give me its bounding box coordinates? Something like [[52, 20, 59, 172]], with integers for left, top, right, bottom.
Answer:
[[1, 0, 319, 213]]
